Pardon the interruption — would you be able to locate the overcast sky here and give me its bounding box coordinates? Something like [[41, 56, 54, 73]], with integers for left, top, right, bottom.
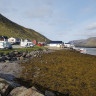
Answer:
[[0, 0, 96, 42]]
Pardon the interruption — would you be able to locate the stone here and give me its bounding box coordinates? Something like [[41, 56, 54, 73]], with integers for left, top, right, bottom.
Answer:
[[0, 53, 4, 56], [14, 51, 19, 55], [19, 56, 24, 61], [9, 86, 27, 96], [10, 86, 44, 96], [9, 52, 15, 57], [1, 56, 7, 61], [10, 57, 17, 61], [5, 60, 10, 63], [0, 78, 13, 96], [45, 90, 56, 96], [26, 53, 31, 58], [22, 52, 26, 57]]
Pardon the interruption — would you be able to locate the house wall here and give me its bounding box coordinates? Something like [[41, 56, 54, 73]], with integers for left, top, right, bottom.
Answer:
[[48, 44, 63, 48], [8, 38, 16, 43], [64, 44, 71, 48]]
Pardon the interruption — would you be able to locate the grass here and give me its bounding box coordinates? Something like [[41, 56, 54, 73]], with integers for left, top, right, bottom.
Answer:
[[19, 49, 96, 96], [0, 46, 47, 54]]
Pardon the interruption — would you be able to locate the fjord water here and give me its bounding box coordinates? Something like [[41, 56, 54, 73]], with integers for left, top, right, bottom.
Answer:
[[86, 48, 96, 56]]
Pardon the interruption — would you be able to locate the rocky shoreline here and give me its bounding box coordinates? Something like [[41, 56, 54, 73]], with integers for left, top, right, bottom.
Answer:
[[0, 78, 45, 96], [0, 49, 53, 63], [0, 49, 55, 96]]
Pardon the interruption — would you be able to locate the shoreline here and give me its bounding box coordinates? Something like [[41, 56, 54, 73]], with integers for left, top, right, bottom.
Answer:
[[0, 49, 54, 87]]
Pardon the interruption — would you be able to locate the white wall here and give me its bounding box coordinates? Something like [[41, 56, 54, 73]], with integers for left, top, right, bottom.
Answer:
[[48, 44, 62, 47], [8, 37, 16, 43]]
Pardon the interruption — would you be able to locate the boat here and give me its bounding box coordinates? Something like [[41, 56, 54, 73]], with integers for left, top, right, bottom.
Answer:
[[79, 48, 86, 53]]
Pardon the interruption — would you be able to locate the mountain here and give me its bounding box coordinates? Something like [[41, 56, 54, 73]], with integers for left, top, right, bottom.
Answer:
[[69, 37, 96, 47], [0, 14, 49, 42]]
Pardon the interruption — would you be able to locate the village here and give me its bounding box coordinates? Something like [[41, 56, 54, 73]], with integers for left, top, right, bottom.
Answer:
[[0, 36, 74, 49]]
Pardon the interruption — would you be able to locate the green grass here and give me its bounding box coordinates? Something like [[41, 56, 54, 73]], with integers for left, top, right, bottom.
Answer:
[[0, 46, 47, 54], [19, 50, 96, 96]]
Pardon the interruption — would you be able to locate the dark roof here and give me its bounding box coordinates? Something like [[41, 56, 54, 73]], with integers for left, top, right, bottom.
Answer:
[[65, 43, 70, 44], [48, 41, 63, 44], [0, 36, 8, 39]]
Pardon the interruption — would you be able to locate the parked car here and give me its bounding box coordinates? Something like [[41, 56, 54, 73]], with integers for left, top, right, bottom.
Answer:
[[0, 41, 12, 49]]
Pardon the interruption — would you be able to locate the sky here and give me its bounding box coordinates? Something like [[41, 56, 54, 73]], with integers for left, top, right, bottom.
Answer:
[[0, 0, 96, 42]]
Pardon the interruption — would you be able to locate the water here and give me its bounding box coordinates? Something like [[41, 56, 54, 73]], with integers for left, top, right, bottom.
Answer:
[[86, 48, 96, 56], [76, 47, 96, 56]]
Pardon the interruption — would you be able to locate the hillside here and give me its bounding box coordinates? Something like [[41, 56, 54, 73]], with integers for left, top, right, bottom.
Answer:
[[0, 14, 49, 42], [69, 37, 96, 47]]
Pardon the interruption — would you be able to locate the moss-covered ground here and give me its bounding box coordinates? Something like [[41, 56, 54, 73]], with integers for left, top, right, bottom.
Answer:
[[19, 49, 96, 96]]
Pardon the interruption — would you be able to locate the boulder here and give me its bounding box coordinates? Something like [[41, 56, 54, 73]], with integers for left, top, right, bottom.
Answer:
[[9, 52, 15, 57], [0, 78, 13, 96], [22, 52, 26, 57], [1, 56, 7, 62], [9, 86, 27, 96], [0, 53, 4, 56], [45, 90, 56, 96], [19, 56, 24, 61], [9, 86, 44, 96], [25, 53, 31, 58], [5, 60, 10, 63]]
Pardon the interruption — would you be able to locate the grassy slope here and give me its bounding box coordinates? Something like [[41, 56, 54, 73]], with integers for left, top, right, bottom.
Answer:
[[0, 14, 49, 42], [20, 50, 96, 96]]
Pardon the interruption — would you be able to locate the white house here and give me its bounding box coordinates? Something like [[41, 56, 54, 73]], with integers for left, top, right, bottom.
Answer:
[[20, 39, 33, 47], [47, 41, 64, 48], [64, 43, 75, 48], [8, 37, 20, 44]]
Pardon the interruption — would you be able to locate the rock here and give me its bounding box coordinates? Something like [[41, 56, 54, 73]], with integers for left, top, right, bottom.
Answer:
[[45, 90, 56, 96], [25, 53, 31, 58], [14, 51, 19, 55], [10, 57, 17, 61], [9, 52, 15, 57], [0, 53, 4, 56], [6, 57, 11, 61], [10, 86, 44, 96], [5, 60, 10, 63], [33, 54, 37, 57], [19, 56, 24, 61], [9, 86, 27, 96], [1, 56, 7, 62], [22, 52, 26, 57], [0, 78, 13, 96]]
